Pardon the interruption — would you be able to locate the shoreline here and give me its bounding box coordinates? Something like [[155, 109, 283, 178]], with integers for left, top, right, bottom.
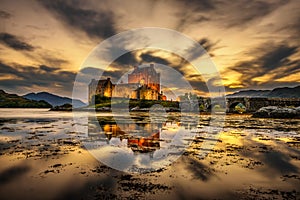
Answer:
[[0, 110, 299, 199]]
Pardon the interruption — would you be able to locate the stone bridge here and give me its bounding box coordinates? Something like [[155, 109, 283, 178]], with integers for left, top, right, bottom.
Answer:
[[225, 97, 300, 113]]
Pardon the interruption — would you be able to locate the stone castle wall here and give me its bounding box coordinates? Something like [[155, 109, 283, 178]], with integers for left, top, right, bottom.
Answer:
[[88, 65, 165, 103], [112, 83, 139, 99]]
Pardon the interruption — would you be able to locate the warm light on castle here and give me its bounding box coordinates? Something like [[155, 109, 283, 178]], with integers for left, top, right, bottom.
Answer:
[[88, 64, 166, 103]]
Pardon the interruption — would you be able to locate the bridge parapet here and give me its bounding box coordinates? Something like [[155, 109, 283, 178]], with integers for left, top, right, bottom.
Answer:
[[226, 97, 300, 113]]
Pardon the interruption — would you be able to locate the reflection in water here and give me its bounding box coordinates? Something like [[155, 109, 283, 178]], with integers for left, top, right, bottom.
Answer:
[[0, 109, 299, 199], [88, 115, 164, 152], [102, 123, 161, 154], [84, 112, 200, 172], [127, 132, 160, 153]]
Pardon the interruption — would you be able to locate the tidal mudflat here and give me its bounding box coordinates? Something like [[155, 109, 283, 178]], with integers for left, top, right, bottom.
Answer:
[[0, 108, 299, 199]]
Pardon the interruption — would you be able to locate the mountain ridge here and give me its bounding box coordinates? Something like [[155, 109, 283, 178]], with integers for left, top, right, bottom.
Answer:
[[227, 85, 300, 98], [23, 92, 86, 108], [0, 90, 52, 108]]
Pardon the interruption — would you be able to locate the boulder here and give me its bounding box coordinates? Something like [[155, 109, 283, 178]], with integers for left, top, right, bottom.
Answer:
[[252, 106, 300, 118]]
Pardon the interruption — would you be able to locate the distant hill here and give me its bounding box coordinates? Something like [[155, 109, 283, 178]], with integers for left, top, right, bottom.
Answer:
[[23, 92, 86, 108], [0, 90, 52, 108], [227, 85, 300, 98]]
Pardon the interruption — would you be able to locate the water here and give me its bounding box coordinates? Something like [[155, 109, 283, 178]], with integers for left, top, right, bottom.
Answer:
[[0, 108, 299, 199]]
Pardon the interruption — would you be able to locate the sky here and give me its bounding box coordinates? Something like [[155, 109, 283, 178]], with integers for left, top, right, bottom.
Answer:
[[0, 0, 299, 101]]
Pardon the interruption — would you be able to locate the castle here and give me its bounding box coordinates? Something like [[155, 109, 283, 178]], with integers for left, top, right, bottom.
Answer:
[[88, 64, 166, 104]]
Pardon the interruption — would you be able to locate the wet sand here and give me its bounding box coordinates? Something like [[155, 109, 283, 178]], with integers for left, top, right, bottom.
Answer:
[[0, 109, 299, 199]]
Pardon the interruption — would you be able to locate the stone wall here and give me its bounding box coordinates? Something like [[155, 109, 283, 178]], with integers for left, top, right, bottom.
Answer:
[[88, 78, 114, 104], [138, 86, 159, 100], [112, 83, 139, 99], [226, 97, 300, 112]]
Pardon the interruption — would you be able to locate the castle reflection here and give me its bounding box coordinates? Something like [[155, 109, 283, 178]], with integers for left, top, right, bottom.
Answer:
[[87, 115, 165, 153], [102, 123, 160, 153], [87, 113, 198, 154]]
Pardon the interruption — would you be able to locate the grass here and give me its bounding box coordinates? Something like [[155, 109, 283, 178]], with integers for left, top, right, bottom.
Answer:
[[92, 97, 180, 109]]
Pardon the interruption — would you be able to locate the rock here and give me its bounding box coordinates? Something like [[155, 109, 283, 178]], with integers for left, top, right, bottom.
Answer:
[[166, 107, 180, 112], [50, 103, 72, 111], [95, 107, 111, 111], [52, 163, 62, 168], [252, 106, 300, 118], [130, 106, 140, 111]]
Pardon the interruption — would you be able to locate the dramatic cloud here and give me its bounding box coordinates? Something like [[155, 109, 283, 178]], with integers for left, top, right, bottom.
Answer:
[[0, 0, 299, 96], [185, 38, 219, 60], [227, 42, 299, 87], [218, 0, 282, 28], [41, 55, 70, 68], [175, 0, 287, 30], [39, 65, 59, 72], [181, 0, 217, 11], [277, 15, 300, 41], [40, 0, 116, 39], [174, 0, 215, 31], [79, 67, 103, 76], [0, 33, 34, 51], [114, 52, 138, 66], [118, 50, 210, 93], [134, 50, 188, 76], [139, 52, 172, 66], [0, 61, 76, 94]]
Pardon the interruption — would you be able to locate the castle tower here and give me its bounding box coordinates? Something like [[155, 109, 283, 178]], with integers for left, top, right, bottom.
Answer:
[[128, 64, 160, 93]]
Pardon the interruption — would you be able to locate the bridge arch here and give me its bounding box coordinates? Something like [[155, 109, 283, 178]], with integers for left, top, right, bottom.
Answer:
[[226, 98, 248, 113], [228, 102, 246, 113]]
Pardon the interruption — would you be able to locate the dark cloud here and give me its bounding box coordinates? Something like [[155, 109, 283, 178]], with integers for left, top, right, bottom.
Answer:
[[277, 15, 300, 41], [176, 14, 209, 32], [102, 70, 126, 81], [0, 61, 18, 74], [180, 0, 217, 12], [16, 47, 70, 68], [294, 16, 300, 36], [0, 10, 12, 19], [98, 30, 150, 66], [100, 49, 210, 93], [175, 0, 287, 30], [0, 31, 69, 68], [0, 32, 34, 51], [40, 0, 116, 39], [256, 44, 297, 72], [185, 38, 218, 60], [76, 66, 127, 84], [227, 42, 299, 88], [110, 50, 173, 78], [132, 50, 210, 93], [0, 61, 75, 92], [41, 56, 69, 67], [219, 0, 277, 28], [174, 0, 215, 31], [198, 38, 218, 52], [133, 50, 208, 82], [114, 52, 138, 66], [136, 50, 190, 76], [39, 65, 59, 72], [79, 67, 103, 75], [188, 80, 209, 93], [139, 52, 172, 66]]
